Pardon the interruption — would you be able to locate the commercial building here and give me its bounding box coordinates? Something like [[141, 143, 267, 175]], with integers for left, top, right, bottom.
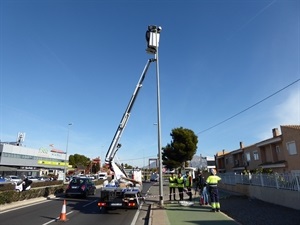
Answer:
[[0, 143, 68, 177]]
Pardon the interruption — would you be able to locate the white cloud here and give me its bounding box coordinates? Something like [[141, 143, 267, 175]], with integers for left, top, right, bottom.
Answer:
[[274, 89, 300, 125], [255, 88, 300, 141]]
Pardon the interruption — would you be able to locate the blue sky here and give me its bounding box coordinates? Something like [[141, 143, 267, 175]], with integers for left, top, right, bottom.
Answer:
[[0, 0, 299, 168]]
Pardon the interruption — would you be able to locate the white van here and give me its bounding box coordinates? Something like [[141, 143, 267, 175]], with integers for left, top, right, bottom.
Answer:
[[182, 167, 197, 180]]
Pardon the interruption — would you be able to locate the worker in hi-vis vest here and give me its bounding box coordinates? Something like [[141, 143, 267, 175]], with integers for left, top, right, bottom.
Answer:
[[169, 172, 177, 201], [206, 169, 222, 212], [176, 173, 184, 201], [184, 171, 193, 201]]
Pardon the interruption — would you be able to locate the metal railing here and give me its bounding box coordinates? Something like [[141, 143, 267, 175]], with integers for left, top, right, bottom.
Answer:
[[219, 172, 300, 191]]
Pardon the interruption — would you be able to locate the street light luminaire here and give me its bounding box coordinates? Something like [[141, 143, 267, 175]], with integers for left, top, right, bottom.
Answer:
[[145, 25, 161, 54]]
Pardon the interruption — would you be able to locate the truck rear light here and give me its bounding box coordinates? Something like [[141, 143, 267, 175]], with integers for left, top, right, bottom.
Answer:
[[128, 202, 136, 207], [98, 202, 106, 207]]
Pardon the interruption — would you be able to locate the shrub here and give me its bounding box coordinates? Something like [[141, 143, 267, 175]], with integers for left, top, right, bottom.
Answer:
[[0, 184, 65, 205], [0, 179, 103, 205]]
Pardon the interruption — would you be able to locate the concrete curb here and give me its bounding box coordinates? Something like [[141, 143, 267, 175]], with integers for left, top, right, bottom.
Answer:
[[148, 203, 153, 225]]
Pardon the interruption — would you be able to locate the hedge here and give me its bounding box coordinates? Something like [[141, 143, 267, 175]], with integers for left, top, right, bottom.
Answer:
[[0, 179, 104, 205]]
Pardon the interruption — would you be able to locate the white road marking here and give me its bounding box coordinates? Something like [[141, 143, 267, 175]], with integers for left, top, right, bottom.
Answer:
[[42, 211, 73, 225]]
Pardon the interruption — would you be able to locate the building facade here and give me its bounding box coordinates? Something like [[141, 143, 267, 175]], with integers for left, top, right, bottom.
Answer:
[[216, 125, 300, 174], [0, 143, 68, 177]]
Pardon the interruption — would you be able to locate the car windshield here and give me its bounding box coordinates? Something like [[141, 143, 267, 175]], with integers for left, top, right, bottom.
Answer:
[[71, 178, 85, 185]]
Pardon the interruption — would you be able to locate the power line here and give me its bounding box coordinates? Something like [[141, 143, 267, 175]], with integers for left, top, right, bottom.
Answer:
[[197, 78, 300, 135], [118, 155, 156, 162]]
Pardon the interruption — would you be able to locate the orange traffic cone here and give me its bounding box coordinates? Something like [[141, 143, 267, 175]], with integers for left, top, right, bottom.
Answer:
[[58, 199, 68, 222]]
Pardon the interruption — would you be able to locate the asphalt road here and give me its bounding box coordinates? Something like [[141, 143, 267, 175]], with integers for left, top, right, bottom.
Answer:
[[0, 183, 153, 225]]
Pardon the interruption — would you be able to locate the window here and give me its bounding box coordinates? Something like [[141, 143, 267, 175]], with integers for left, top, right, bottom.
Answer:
[[276, 145, 280, 153], [286, 141, 297, 155], [253, 151, 259, 160], [207, 161, 215, 166], [245, 152, 251, 162]]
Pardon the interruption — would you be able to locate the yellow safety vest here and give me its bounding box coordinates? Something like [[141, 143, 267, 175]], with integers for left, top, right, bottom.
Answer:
[[169, 176, 177, 187], [185, 175, 192, 187], [206, 175, 221, 186], [177, 177, 184, 188]]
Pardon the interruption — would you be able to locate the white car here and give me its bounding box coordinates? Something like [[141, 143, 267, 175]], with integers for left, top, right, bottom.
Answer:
[[6, 175, 22, 183], [27, 176, 39, 181], [164, 169, 175, 174], [98, 173, 107, 180]]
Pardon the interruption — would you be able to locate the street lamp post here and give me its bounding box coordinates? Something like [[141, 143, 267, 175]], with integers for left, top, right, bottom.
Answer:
[[64, 123, 72, 182], [146, 25, 163, 206]]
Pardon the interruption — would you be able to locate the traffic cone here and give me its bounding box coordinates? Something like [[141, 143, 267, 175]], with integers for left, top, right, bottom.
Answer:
[[58, 199, 68, 222]]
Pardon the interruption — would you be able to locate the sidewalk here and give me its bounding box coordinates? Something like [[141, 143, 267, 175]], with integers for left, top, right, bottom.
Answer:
[[147, 183, 240, 225]]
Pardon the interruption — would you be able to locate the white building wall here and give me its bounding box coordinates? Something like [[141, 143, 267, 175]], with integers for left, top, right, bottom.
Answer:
[[0, 143, 67, 169]]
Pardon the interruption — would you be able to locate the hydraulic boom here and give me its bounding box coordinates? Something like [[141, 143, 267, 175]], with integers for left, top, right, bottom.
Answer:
[[105, 58, 155, 170]]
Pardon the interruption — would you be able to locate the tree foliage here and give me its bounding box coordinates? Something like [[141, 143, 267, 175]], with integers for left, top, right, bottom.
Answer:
[[121, 163, 134, 169], [162, 127, 198, 169], [91, 161, 100, 174], [69, 154, 91, 168]]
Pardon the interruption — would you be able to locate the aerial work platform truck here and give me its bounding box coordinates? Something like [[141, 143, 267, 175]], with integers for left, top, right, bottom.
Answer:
[[97, 25, 162, 211]]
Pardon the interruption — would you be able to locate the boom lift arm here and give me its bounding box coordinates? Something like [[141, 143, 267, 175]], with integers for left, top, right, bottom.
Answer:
[[104, 58, 156, 173]]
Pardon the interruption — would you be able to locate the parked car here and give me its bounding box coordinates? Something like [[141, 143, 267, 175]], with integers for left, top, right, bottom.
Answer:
[[37, 176, 50, 181], [98, 172, 107, 180], [65, 177, 96, 198], [164, 169, 175, 174], [86, 174, 96, 180], [27, 176, 39, 181], [150, 172, 159, 182], [5, 175, 22, 183]]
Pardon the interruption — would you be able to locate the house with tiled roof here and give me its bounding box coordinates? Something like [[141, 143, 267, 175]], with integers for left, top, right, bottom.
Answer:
[[216, 125, 300, 174]]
